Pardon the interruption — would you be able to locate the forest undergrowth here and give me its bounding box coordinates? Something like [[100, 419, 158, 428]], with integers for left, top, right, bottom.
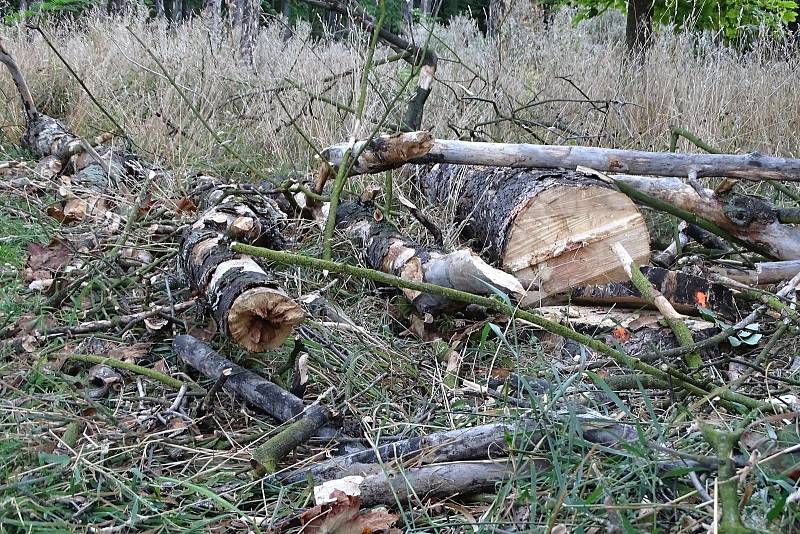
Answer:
[[1, 5, 800, 533]]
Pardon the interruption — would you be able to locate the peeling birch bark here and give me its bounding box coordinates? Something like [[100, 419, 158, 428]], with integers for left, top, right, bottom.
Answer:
[[335, 200, 524, 315], [322, 133, 800, 181], [415, 165, 650, 301], [709, 260, 800, 286], [179, 197, 304, 351]]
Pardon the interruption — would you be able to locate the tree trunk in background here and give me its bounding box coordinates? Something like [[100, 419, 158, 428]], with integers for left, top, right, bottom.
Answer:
[[155, 0, 165, 19], [239, 0, 259, 65], [420, 0, 431, 16], [401, 0, 412, 25], [626, 0, 653, 52], [230, 0, 243, 28], [204, 0, 222, 34], [487, 0, 505, 37], [173, 0, 184, 22]]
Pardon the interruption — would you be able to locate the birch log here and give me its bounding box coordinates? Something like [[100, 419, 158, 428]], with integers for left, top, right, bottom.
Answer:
[[336, 200, 524, 315], [179, 197, 304, 351], [416, 165, 651, 301], [321, 132, 800, 181], [615, 175, 800, 260]]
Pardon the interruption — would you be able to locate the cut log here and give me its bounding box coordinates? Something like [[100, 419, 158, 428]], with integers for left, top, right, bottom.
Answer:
[[612, 175, 800, 261], [570, 266, 739, 320], [335, 200, 524, 315], [415, 165, 651, 301], [321, 132, 800, 181], [174, 335, 328, 424], [179, 196, 304, 351]]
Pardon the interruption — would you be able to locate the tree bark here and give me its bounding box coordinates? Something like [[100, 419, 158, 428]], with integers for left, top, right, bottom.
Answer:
[[321, 132, 800, 182], [174, 335, 321, 423], [626, 0, 653, 52], [416, 165, 651, 301], [276, 417, 637, 485], [335, 200, 524, 315], [178, 195, 304, 351], [571, 266, 739, 320], [155, 0, 165, 18], [710, 260, 800, 286], [487, 0, 505, 37], [239, 0, 259, 64], [616, 175, 800, 261], [204, 0, 222, 33]]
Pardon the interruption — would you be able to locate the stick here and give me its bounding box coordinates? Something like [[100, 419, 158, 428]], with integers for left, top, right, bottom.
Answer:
[[611, 242, 702, 368], [322, 133, 800, 181], [66, 354, 187, 390]]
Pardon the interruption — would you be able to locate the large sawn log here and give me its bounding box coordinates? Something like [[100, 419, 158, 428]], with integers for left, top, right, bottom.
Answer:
[[416, 165, 651, 301]]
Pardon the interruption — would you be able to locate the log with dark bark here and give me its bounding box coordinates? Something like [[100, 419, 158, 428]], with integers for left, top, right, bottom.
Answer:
[[571, 266, 739, 320], [335, 200, 524, 315], [174, 335, 325, 424], [179, 196, 304, 351], [415, 165, 651, 301], [321, 132, 800, 181]]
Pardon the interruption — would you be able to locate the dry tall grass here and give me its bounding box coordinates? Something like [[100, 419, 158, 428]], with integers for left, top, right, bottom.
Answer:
[[1, 5, 799, 185]]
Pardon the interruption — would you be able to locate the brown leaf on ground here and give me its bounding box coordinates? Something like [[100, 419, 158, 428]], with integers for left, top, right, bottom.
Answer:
[[188, 317, 218, 341], [108, 343, 152, 363], [23, 239, 74, 283], [175, 198, 197, 214], [300, 491, 399, 534]]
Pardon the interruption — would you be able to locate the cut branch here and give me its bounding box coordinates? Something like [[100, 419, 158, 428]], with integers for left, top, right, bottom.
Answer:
[[322, 133, 800, 181], [336, 200, 524, 315]]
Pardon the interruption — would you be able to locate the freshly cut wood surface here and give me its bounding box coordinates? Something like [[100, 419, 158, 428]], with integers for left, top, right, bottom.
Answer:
[[417, 164, 651, 301]]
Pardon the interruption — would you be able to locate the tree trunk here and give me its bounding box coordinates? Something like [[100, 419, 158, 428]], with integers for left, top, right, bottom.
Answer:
[[204, 0, 222, 33], [335, 200, 524, 315], [416, 165, 651, 301], [487, 0, 505, 37], [178, 194, 304, 351], [321, 133, 800, 182], [239, 0, 259, 64], [155, 0, 165, 19], [173, 0, 184, 22], [420, 0, 431, 16], [626, 0, 653, 52]]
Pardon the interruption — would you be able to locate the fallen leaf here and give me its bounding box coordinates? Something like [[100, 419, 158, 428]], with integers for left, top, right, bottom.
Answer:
[[23, 239, 74, 283], [108, 343, 151, 363], [611, 326, 630, 343], [176, 198, 197, 214], [188, 318, 218, 341], [300, 490, 398, 534]]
